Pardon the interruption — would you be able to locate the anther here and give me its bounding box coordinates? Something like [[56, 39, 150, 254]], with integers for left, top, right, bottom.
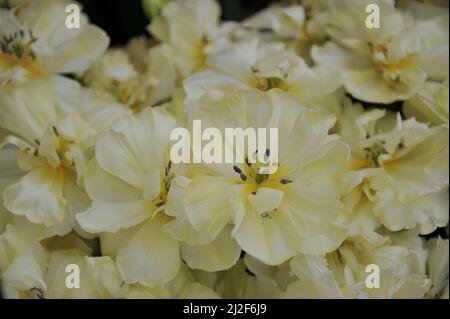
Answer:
[[261, 212, 270, 218], [264, 149, 270, 161], [30, 287, 45, 299]]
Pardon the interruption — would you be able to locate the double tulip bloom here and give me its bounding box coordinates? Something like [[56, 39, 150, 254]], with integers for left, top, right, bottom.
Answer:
[[0, 0, 448, 299]]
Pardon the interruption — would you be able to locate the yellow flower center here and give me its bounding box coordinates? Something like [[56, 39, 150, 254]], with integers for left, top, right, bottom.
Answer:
[[109, 78, 147, 111], [232, 150, 291, 196], [31, 126, 76, 169], [364, 142, 387, 167], [379, 56, 415, 73], [51, 126, 76, 169], [370, 44, 416, 77], [0, 30, 43, 79], [352, 140, 404, 170], [253, 76, 290, 92]]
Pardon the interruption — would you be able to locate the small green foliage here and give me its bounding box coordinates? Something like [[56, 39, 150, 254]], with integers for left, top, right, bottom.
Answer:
[[142, 0, 171, 20]]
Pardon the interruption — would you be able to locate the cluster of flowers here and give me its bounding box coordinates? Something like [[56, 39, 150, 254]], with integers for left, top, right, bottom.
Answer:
[[0, 0, 448, 299]]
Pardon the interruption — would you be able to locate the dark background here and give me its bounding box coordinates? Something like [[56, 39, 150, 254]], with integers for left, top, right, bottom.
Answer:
[[79, 0, 273, 46]]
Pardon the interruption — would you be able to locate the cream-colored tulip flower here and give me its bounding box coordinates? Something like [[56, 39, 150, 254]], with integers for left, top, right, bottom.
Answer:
[[44, 249, 124, 299], [183, 39, 281, 115], [203, 21, 259, 56], [76, 107, 241, 287], [0, 224, 48, 299], [398, 0, 449, 20], [284, 230, 431, 299], [148, 0, 221, 78], [165, 176, 241, 272], [337, 101, 448, 234], [210, 259, 283, 299], [3, 230, 125, 299], [0, 148, 22, 233], [83, 44, 176, 111], [243, 3, 328, 61], [243, 254, 296, 292], [426, 236, 449, 298], [0, 0, 109, 85], [124, 263, 220, 299], [42, 231, 95, 256], [312, 0, 448, 103], [0, 79, 129, 239], [244, 5, 308, 41], [184, 39, 341, 116], [208, 253, 295, 298], [404, 79, 449, 127], [74, 107, 179, 286], [183, 89, 349, 265]]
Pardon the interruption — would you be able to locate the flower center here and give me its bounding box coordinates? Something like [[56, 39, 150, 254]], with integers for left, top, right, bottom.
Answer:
[[253, 76, 289, 92], [369, 43, 415, 78], [50, 126, 76, 169], [0, 30, 42, 78], [232, 149, 291, 194], [364, 142, 387, 167], [361, 140, 405, 169], [109, 78, 147, 110]]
